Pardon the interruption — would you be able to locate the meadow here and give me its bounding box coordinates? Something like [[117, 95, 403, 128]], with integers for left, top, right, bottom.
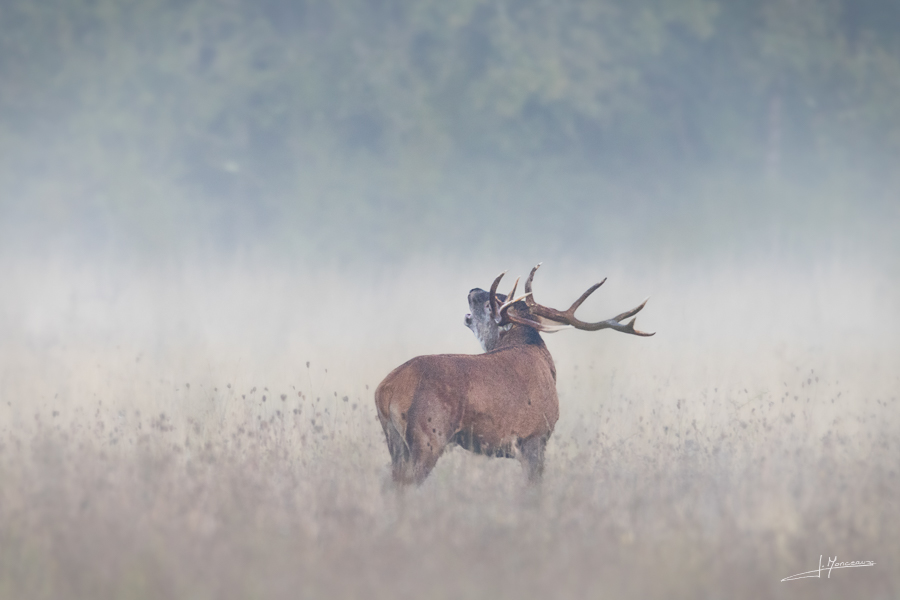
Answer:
[[0, 255, 897, 599]]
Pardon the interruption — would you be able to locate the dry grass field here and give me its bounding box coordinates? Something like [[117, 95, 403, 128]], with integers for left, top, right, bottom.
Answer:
[[0, 256, 897, 599]]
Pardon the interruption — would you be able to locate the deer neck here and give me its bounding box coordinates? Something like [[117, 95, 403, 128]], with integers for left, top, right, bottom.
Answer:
[[494, 324, 545, 350], [493, 325, 556, 381]]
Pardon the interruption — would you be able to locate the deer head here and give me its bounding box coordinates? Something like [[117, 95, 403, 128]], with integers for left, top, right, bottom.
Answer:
[[466, 263, 654, 350], [464, 288, 507, 351]]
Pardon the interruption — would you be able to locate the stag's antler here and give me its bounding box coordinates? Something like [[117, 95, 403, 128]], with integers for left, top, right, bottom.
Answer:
[[520, 263, 654, 336], [489, 271, 532, 324]]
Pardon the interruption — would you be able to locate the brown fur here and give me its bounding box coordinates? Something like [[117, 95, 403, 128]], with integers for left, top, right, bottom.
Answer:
[[375, 324, 558, 485], [375, 270, 652, 486]]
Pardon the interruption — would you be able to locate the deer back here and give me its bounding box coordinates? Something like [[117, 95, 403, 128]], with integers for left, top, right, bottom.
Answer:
[[375, 338, 558, 451]]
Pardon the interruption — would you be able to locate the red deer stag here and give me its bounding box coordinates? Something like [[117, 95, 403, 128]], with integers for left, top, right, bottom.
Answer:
[[374, 264, 653, 485]]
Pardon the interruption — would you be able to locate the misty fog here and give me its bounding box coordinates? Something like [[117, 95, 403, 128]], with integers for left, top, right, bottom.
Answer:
[[1, 1, 898, 599]]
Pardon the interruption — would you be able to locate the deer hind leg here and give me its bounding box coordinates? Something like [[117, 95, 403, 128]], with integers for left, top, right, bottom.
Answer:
[[402, 401, 454, 485], [405, 435, 444, 485], [382, 418, 412, 484], [517, 435, 548, 484]]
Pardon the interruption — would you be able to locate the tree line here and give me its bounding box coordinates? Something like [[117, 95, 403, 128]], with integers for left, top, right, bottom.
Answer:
[[1, 0, 898, 248]]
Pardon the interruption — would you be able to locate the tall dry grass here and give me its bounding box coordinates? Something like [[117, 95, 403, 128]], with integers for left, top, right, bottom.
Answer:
[[0, 256, 897, 599]]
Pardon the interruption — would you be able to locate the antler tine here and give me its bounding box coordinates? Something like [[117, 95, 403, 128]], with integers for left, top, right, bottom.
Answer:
[[523, 263, 542, 307], [506, 277, 519, 306], [489, 271, 507, 323], [497, 278, 535, 322], [621, 298, 655, 336], [567, 278, 606, 314], [621, 316, 656, 337], [611, 297, 649, 323]]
